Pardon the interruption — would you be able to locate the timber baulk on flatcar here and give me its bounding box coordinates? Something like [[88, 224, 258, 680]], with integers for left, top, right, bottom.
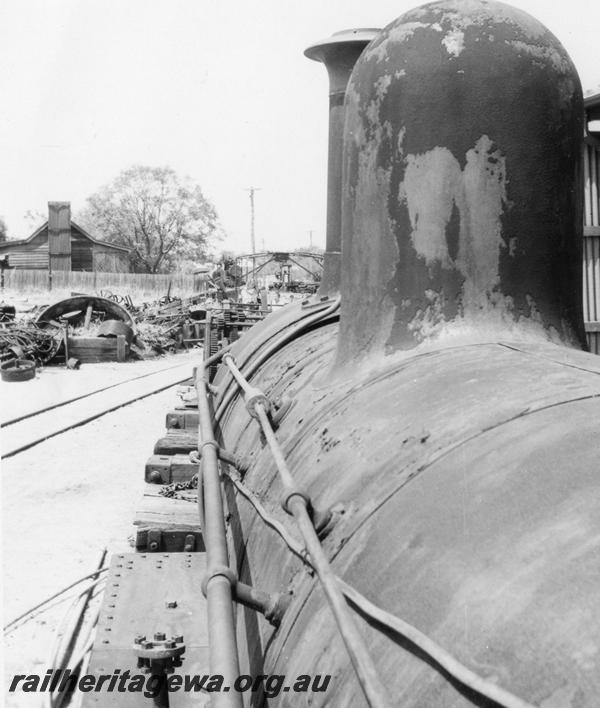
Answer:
[[82, 2, 600, 707]]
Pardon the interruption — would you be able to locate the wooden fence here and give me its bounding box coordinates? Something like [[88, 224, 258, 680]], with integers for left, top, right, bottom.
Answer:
[[3, 146, 600, 344], [2, 268, 206, 300], [583, 137, 600, 353]]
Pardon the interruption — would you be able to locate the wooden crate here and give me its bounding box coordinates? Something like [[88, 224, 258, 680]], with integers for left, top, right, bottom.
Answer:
[[67, 334, 128, 362]]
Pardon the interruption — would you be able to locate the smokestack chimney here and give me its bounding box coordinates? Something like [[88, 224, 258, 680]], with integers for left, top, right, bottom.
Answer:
[[48, 201, 72, 271], [304, 29, 379, 295], [337, 0, 586, 365]]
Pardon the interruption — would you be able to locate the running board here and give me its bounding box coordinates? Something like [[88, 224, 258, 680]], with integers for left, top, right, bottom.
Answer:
[[81, 553, 209, 707]]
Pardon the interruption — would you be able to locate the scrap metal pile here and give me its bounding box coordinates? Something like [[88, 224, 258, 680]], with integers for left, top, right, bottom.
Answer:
[[0, 303, 63, 380], [0, 321, 63, 366], [129, 295, 266, 354], [0, 291, 269, 374], [95, 284, 267, 354]]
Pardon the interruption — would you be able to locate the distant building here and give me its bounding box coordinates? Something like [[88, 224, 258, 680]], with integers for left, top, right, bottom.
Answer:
[[0, 202, 130, 272]]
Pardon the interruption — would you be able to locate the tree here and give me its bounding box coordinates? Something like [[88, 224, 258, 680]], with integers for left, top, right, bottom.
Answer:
[[24, 209, 46, 231], [0, 217, 6, 242], [78, 166, 221, 273]]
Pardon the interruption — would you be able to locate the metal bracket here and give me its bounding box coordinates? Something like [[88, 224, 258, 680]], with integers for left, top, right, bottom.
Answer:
[[147, 529, 162, 552], [233, 582, 292, 627], [189, 447, 250, 476], [270, 396, 294, 430]]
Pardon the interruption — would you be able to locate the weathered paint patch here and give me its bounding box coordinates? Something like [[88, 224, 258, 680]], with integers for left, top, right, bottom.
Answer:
[[406, 289, 449, 340], [394, 135, 566, 344], [374, 73, 392, 98], [364, 22, 431, 63], [339, 82, 398, 360], [509, 39, 572, 74], [399, 135, 508, 303], [413, 0, 548, 40], [458, 134, 508, 307], [441, 28, 465, 57], [366, 74, 393, 126], [338, 0, 586, 360], [399, 146, 462, 268]]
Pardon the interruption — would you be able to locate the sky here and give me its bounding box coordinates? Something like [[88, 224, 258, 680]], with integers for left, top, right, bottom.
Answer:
[[0, 0, 599, 255]]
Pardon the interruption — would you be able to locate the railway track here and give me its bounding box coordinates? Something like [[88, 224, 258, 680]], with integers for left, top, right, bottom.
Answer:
[[1, 358, 197, 459]]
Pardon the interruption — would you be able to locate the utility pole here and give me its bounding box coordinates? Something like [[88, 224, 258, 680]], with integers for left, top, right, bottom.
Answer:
[[245, 187, 261, 276], [308, 230, 314, 248]]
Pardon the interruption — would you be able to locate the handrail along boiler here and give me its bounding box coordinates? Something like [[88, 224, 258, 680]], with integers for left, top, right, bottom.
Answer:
[[206, 1, 600, 705], [84, 2, 600, 706]]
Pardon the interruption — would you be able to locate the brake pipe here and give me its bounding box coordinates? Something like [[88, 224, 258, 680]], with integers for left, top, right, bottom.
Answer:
[[195, 363, 243, 708], [221, 355, 390, 708]]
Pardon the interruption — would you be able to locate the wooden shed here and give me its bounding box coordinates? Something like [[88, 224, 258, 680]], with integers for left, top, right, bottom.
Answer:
[[0, 202, 130, 272]]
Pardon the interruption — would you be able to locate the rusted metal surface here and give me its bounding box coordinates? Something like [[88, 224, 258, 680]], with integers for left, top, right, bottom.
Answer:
[[0, 321, 62, 364], [337, 0, 586, 363], [305, 29, 379, 295], [153, 433, 198, 456], [97, 320, 135, 345], [212, 8, 600, 699], [0, 358, 36, 382], [82, 553, 210, 707], [70, 3, 600, 705], [145, 453, 198, 484], [212, 295, 335, 402], [36, 296, 136, 331], [166, 409, 199, 431]]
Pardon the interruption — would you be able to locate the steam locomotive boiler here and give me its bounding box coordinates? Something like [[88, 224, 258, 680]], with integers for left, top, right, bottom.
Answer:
[[81, 2, 600, 707], [203, 2, 600, 706]]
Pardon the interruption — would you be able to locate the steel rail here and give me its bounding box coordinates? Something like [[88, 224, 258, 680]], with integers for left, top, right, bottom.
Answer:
[[2, 372, 193, 460], [195, 362, 243, 708], [221, 355, 390, 708], [1, 361, 194, 428]]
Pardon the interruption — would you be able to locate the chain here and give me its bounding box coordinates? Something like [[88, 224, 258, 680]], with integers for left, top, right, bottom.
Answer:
[[158, 474, 198, 501]]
